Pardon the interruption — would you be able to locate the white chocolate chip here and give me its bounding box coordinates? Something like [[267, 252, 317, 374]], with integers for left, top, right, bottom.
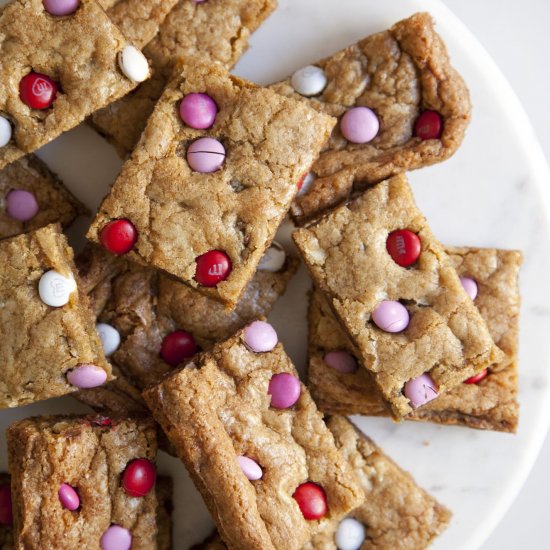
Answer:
[[96, 323, 121, 356], [334, 518, 366, 550], [258, 241, 286, 272], [118, 45, 149, 83], [0, 116, 12, 148], [291, 65, 327, 96], [297, 172, 315, 197], [38, 270, 77, 307]]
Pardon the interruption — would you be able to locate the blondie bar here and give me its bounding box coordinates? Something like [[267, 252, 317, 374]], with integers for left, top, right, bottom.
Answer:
[[0, 155, 85, 239], [269, 13, 471, 224], [74, 243, 298, 414], [7, 415, 158, 550], [88, 61, 334, 307], [144, 322, 364, 550], [293, 174, 503, 417], [0, 0, 148, 170], [0, 225, 111, 409], [91, 0, 277, 155]]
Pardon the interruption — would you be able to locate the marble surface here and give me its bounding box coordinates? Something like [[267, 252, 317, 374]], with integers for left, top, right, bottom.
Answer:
[[0, 0, 549, 549]]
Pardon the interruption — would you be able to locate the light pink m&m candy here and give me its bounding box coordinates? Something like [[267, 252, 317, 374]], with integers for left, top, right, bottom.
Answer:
[[340, 107, 379, 144], [237, 456, 263, 480], [324, 351, 357, 374], [243, 321, 278, 353], [460, 276, 478, 301], [6, 190, 39, 222], [180, 93, 217, 129], [187, 137, 225, 173], [66, 364, 107, 389], [268, 372, 301, 409], [404, 373, 439, 408], [58, 484, 79, 510], [101, 525, 132, 550], [43, 0, 80, 16], [371, 301, 409, 333]]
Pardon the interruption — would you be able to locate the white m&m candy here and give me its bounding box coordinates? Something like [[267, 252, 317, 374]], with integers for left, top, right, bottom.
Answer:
[[118, 45, 149, 83], [38, 270, 77, 307], [258, 242, 286, 272], [0, 116, 12, 148], [335, 517, 366, 550], [96, 323, 121, 356], [291, 65, 327, 97]]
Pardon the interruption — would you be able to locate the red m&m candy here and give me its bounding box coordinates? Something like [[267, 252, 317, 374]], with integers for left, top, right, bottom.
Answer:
[[293, 482, 327, 520], [0, 484, 12, 525], [464, 369, 488, 385], [195, 250, 231, 287], [160, 330, 197, 366], [19, 72, 58, 110], [386, 230, 421, 267], [414, 110, 443, 140], [122, 458, 156, 497], [99, 219, 137, 255]]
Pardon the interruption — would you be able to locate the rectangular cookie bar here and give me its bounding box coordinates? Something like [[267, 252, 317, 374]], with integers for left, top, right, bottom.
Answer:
[[0, 224, 112, 409], [91, 0, 277, 156], [7, 415, 158, 550], [88, 60, 334, 308], [308, 244, 521, 431], [0, 155, 85, 240], [0, 474, 12, 550], [74, 242, 298, 414], [196, 416, 451, 550], [293, 174, 503, 418], [143, 323, 365, 550], [269, 13, 471, 224], [0, 0, 147, 170]]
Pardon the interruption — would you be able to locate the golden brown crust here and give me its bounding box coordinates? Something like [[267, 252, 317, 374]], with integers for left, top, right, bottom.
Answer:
[[269, 13, 471, 224], [144, 328, 364, 550], [87, 61, 334, 307]]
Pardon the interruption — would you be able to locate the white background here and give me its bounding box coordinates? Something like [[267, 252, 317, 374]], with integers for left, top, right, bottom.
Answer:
[[443, 1, 549, 548]]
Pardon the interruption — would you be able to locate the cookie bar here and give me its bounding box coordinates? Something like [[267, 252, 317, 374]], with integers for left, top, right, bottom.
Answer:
[[293, 174, 503, 418], [196, 416, 451, 550], [0, 155, 85, 240], [0, 224, 112, 409], [269, 12, 471, 224], [91, 0, 277, 156], [0, 474, 12, 550], [0, 0, 148, 170], [74, 242, 298, 414], [143, 322, 364, 550], [7, 415, 158, 550], [88, 61, 334, 308]]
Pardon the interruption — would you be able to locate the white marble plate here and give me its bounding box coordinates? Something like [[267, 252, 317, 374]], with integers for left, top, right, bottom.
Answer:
[[1, 0, 550, 548]]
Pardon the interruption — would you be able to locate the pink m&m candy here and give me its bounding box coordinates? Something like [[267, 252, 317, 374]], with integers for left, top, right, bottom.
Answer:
[[101, 525, 132, 550], [324, 351, 357, 374], [58, 484, 80, 510], [6, 189, 39, 222], [187, 137, 225, 173], [43, 0, 80, 16], [237, 456, 263, 481], [180, 93, 217, 129], [460, 277, 478, 301], [268, 372, 301, 409], [340, 107, 379, 144], [66, 364, 107, 389], [243, 321, 278, 353], [371, 301, 409, 333], [404, 373, 439, 408]]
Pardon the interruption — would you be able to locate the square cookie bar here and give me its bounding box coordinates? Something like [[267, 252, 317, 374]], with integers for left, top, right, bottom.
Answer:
[[74, 242, 298, 414], [144, 322, 364, 550], [293, 174, 503, 418], [0, 0, 149, 170], [88, 61, 334, 308], [0, 224, 111, 409], [7, 415, 158, 550], [308, 244, 522, 432], [269, 13, 471, 224], [91, 0, 277, 155], [0, 155, 85, 240]]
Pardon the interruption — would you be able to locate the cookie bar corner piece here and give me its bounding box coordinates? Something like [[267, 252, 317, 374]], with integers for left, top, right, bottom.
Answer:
[[87, 59, 335, 308], [293, 173, 503, 418], [143, 319, 364, 550]]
